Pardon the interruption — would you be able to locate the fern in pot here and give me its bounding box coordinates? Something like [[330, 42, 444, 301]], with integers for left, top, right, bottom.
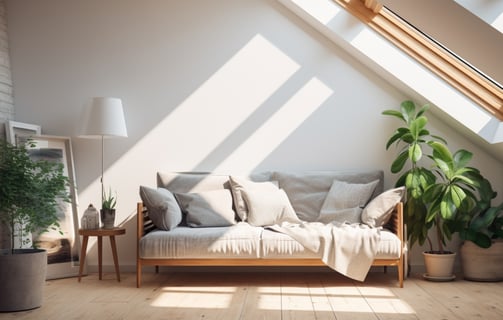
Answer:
[[0, 138, 70, 311], [383, 100, 486, 280]]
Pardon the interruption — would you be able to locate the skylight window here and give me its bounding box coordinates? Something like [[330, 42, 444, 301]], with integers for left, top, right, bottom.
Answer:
[[380, 0, 503, 89]]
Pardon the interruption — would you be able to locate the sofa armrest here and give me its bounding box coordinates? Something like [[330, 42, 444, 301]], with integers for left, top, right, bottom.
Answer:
[[137, 202, 156, 238], [385, 202, 404, 243]]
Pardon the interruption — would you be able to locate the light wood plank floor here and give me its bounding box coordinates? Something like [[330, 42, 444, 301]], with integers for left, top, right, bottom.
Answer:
[[1, 270, 502, 320]]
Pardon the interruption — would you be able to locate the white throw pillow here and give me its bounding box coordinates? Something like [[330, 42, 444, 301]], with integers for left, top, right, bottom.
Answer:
[[317, 179, 379, 224], [175, 189, 236, 227], [229, 176, 279, 221], [242, 188, 299, 226], [361, 186, 405, 227], [139, 186, 182, 230]]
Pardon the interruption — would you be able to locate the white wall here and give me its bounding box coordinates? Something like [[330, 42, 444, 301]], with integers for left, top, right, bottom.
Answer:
[[6, 0, 503, 271], [0, 0, 13, 136]]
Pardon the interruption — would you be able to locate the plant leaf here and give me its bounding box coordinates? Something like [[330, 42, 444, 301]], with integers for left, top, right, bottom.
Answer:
[[391, 150, 409, 173], [400, 100, 416, 124], [382, 109, 405, 121], [453, 149, 473, 169], [408, 143, 423, 163]]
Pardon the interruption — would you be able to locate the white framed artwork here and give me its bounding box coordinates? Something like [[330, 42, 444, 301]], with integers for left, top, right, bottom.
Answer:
[[17, 134, 82, 279], [6, 120, 42, 144]]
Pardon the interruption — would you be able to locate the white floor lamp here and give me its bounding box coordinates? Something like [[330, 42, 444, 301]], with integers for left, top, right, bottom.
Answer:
[[79, 97, 128, 209]]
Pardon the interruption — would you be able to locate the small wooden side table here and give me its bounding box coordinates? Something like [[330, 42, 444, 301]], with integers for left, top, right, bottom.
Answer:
[[78, 227, 126, 282]]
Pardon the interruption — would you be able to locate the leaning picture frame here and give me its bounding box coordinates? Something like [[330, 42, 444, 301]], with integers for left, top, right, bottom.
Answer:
[[6, 120, 41, 144], [17, 134, 82, 279]]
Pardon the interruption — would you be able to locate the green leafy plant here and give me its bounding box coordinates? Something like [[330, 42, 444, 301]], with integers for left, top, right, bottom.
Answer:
[[102, 187, 117, 210], [422, 142, 485, 252], [0, 139, 70, 253], [459, 179, 503, 248], [383, 100, 486, 253]]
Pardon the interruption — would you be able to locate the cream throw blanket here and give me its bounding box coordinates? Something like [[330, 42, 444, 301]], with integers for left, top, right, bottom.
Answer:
[[267, 221, 381, 281]]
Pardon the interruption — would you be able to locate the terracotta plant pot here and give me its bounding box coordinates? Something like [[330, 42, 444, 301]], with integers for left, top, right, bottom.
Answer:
[[461, 240, 503, 281], [423, 251, 456, 281]]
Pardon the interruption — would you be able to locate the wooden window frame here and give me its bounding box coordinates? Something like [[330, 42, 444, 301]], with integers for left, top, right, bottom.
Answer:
[[334, 0, 503, 120]]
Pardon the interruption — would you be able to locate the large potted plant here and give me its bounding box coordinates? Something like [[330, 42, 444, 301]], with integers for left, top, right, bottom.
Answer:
[[0, 138, 70, 312], [383, 100, 485, 280], [458, 181, 503, 281]]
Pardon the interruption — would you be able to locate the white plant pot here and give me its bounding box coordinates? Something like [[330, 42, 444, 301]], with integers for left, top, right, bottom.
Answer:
[[423, 251, 456, 280], [460, 240, 503, 281]]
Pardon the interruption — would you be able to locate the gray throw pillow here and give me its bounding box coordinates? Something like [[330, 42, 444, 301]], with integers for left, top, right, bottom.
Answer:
[[272, 171, 383, 222], [317, 207, 363, 224], [317, 179, 379, 224], [139, 186, 182, 230], [229, 176, 279, 221], [242, 188, 299, 226], [361, 186, 405, 227], [175, 189, 236, 227]]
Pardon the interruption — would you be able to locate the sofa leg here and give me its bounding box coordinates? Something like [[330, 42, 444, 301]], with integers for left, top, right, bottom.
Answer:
[[156, 266, 159, 273], [398, 263, 404, 288]]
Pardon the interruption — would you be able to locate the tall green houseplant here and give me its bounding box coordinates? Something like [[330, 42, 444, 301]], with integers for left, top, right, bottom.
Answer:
[[0, 138, 71, 311], [382, 100, 485, 253], [0, 138, 70, 252]]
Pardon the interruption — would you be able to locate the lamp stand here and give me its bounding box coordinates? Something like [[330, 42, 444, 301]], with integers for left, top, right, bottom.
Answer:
[[101, 135, 104, 208]]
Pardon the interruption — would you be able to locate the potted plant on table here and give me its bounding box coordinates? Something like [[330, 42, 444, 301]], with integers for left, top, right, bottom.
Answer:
[[101, 187, 117, 229], [0, 138, 70, 312], [383, 100, 486, 280]]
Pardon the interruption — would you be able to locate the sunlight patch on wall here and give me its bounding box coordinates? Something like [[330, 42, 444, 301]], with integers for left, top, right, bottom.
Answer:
[[78, 33, 302, 222], [213, 77, 333, 172], [142, 34, 300, 169]]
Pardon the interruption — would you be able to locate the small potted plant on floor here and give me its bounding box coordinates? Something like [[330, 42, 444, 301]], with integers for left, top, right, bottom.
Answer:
[[383, 100, 486, 280], [0, 138, 70, 311]]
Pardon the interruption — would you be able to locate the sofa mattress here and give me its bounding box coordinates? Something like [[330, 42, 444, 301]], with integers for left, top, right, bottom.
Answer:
[[140, 225, 401, 260], [139, 222, 262, 259]]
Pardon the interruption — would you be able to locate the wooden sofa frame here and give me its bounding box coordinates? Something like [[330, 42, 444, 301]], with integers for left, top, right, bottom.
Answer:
[[136, 202, 405, 288]]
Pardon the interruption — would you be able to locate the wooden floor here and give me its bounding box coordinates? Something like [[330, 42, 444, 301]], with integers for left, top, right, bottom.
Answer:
[[2, 270, 503, 320]]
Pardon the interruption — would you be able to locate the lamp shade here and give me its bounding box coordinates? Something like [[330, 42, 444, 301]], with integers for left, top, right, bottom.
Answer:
[[80, 97, 128, 138]]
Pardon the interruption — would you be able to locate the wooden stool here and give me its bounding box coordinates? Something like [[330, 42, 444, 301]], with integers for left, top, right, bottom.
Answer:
[[78, 227, 126, 282]]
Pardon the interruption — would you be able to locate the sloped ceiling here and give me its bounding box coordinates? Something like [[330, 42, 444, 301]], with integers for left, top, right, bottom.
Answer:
[[278, 0, 503, 163]]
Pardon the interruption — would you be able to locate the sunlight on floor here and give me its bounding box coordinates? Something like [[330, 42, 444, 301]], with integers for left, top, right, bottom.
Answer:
[[149, 284, 416, 314], [151, 286, 238, 308]]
